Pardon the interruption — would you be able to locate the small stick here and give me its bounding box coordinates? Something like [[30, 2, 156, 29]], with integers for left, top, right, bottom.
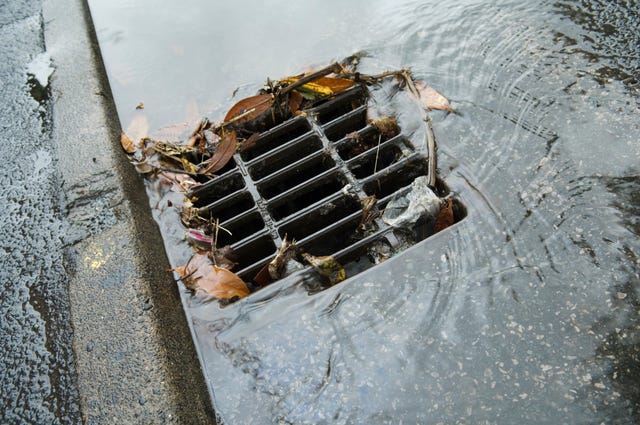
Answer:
[[373, 134, 382, 174], [401, 70, 437, 188], [279, 63, 343, 96]]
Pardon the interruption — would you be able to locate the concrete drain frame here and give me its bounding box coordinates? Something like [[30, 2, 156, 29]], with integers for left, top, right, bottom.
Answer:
[[186, 83, 467, 294]]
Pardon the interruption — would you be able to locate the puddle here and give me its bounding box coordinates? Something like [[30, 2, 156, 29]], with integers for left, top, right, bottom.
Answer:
[[89, 0, 640, 423]]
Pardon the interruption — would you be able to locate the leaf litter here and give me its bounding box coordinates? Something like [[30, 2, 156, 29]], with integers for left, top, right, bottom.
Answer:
[[120, 58, 460, 305]]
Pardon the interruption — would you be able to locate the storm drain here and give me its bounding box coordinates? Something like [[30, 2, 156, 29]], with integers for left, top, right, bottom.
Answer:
[[187, 85, 466, 289]]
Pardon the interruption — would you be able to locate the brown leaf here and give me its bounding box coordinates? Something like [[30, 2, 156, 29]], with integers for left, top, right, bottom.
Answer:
[[181, 252, 249, 300], [289, 91, 303, 115], [120, 132, 136, 154], [369, 116, 400, 140], [415, 81, 455, 113], [239, 132, 260, 152], [133, 161, 153, 174], [200, 130, 237, 175], [253, 262, 273, 288], [224, 94, 273, 124], [434, 198, 455, 232]]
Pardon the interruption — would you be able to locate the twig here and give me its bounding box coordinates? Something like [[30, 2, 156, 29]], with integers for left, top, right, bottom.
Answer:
[[279, 63, 343, 96], [153, 164, 201, 178], [373, 134, 382, 174], [401, 70, 437, 188]]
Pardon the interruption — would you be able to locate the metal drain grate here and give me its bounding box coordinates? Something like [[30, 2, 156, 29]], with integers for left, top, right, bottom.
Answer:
[[188, 85, 465, 288]]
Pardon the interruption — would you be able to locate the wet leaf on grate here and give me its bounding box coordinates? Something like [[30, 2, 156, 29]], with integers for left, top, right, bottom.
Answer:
[[177, 252, 249, 301], [120, 132, 137, 154], [369, 116, 400, 140], [186, 228, 213, 248], [268, 236, 301, 280], [289, 91, 303, 115], [253, 263, 273, 288], [414, 81, 455, 113], [434, 198, 455, 232], [280, 76, 355, 100], [224, 94, 274, 125], [238, 132, 260, 152], [200, 130, 237, 175], [301, 253, 346, 286], [213, 245, 239, 270], [158, 171, 199, 192], [133, 161, 153, 174]]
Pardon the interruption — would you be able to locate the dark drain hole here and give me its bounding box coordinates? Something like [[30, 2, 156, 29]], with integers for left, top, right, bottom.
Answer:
[[190, 171, 245, 207], [257, 154, 336, 200], [240, 117, 311, 161], [231, 235, 276, 272], [248, 134, 323, 180], [268, 172, 347, 221], [311, 87, 367, 124], [216, 211, 266, 246], [348, 143, 404, 179], [362, 158, 427, 198], [323, 106, 368, 141], [297, 215, 366, 255], [203, 191, 255, 222], [279, 195, 361, 241]]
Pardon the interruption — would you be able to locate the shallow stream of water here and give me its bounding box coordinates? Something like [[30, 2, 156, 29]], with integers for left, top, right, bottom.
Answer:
[[89, 1, 640, 423]]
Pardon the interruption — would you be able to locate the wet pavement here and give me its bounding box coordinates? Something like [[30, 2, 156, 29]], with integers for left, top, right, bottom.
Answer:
[[1, 0, 213, 422], [89, 0, 640, 424], [0, 1, 80, 422]]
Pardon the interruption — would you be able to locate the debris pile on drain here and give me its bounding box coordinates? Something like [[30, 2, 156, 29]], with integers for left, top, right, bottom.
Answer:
[[121, 59, 460, 304]]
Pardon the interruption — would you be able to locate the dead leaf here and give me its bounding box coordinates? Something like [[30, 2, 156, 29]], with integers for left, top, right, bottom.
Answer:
[[369, 116, 400, 140], [200, 130, 237, 175], [301, 252, 346, 286], [133, 161, 153, 174], [224, 94, 273, 125], [414, 81, 455, 113], [434, 198, 455, 232], [281, 76, 354, 100], [120, 132, 136, 154], [268, 236, 300, 280], [180, 252, 249, 300], [239, 132, 260, 152], [253, 262, 273, 288], [289, 91, 303, 115]]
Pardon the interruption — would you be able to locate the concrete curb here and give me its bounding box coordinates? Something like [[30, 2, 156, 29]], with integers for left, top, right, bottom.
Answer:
[[43, 0, 214, 422]]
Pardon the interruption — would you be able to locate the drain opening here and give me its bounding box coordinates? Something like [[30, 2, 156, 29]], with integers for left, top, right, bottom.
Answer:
[[256, 153, 336, 199], [247, 134, 323, 180], [267, 171, 348, 220], [239, 117, 311, 161], [201, 191, 255, 222], [140, 64, 469, 304]]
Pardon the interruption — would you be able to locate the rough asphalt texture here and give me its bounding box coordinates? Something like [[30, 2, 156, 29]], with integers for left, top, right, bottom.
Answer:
[[1, 0, 214, 422]]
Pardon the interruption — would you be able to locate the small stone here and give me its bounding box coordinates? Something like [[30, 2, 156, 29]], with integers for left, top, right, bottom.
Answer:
[[142, 302, 153, 311], [616, 292, 627, 299], [139, 396, 146, 406], [86, 342, 94, 352]]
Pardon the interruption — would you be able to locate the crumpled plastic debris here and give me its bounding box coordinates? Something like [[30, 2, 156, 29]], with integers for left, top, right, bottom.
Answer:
[[382, 176, 440, 228]]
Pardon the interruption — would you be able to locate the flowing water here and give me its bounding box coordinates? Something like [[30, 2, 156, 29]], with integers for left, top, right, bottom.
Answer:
[[89, 0, 640, 423]]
